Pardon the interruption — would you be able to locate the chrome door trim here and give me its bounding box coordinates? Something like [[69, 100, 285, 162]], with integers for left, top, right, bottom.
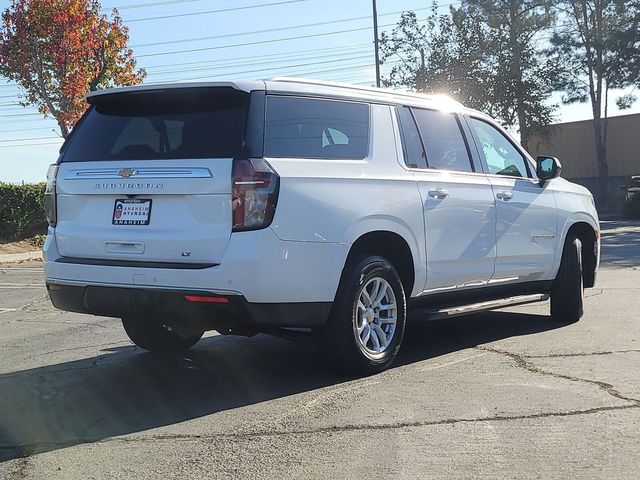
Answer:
[[64, 167, 213, 180]]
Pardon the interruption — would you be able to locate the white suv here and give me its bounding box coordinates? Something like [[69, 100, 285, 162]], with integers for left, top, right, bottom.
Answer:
[[43, 78, 600, 374]]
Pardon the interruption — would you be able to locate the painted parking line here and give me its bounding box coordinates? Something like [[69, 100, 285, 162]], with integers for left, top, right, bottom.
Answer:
[[0, 267, 44, 271], [0, 283, 44, 289]]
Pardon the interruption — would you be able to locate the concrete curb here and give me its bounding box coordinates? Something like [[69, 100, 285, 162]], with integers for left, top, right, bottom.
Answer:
[[0, 251, 43, 264]]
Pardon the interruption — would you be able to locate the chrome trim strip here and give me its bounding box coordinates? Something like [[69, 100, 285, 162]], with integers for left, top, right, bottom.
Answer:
[[65, 167, 213, 180]]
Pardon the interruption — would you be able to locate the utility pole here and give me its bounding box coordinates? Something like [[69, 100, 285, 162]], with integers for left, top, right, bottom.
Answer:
[[372, 0, 381, 88]]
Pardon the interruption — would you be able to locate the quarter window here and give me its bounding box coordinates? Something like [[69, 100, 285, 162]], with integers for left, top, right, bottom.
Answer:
[[468, 117, 530, 178], [264, 96, 369, 159], [411, 108, 473, 173]]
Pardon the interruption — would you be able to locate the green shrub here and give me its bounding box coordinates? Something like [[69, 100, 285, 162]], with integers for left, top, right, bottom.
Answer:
[[0, 182, 47, 240]]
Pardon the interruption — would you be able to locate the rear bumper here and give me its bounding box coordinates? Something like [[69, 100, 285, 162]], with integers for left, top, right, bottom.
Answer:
[[47, 282, 331, 329], [44, 226, 349, 304]]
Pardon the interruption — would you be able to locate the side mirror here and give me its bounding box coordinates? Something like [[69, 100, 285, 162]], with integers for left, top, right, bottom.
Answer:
[[536, 155, 562, 185], [620, 184, 629, 191]]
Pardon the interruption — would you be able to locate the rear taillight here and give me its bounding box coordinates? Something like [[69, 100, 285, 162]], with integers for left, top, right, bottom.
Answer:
[[232, 159, 279, 232], [45, 164, 58, 227]]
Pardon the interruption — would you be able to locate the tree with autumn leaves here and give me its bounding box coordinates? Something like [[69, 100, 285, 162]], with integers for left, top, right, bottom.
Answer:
[[0, 0, 145, 138]]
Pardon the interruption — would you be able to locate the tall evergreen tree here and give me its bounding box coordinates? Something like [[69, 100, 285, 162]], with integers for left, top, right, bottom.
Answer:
[[550, 0, 640, 204], [380, 1, 558, 150]]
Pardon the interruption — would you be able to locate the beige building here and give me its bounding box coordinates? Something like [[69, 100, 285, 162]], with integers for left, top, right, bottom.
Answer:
[[529, 112, 640, 211]]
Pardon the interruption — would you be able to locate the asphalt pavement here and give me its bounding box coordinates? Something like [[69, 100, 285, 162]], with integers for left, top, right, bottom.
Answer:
[[0, 220, 639, 479]]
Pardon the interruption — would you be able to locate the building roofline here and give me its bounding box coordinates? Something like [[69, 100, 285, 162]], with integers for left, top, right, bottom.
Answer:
[[542, 111, 640, 128]]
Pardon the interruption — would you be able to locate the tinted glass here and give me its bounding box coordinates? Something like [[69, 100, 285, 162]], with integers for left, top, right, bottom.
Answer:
[[61, 88, 249, 162], [264, 96, 369, 159], [469, 117, 529, 177], [411, 109, 472, 172], [397, 107, 427, 169]]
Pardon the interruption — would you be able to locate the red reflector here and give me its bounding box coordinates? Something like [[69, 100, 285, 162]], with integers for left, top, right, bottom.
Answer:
[[184, 295, 229, 304]]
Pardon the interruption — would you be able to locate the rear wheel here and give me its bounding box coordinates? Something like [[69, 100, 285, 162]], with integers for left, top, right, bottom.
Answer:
[[322, 255, 406, 375], [122, 316, 203, 354], [551, 235, 583, 323]]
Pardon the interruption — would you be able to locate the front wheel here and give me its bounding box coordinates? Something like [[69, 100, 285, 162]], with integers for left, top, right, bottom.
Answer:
[[322, 255, 406, 375], [551, 235, 583, 323], [122, 316, 204, 354]]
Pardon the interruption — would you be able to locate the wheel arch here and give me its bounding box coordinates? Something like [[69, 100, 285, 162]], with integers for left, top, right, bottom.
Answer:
[[560, 216, 599, 288], [342, 230, 418, 298]]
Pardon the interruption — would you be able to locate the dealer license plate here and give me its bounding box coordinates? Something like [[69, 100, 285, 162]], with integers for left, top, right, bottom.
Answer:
[[112, 199, 152, 225]]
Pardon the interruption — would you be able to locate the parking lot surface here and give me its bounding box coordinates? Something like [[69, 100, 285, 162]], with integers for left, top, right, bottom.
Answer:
[[1, 220, 639, 479]]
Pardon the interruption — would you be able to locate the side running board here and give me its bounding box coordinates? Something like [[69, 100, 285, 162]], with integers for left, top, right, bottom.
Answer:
[[411, 293, 550, 321]]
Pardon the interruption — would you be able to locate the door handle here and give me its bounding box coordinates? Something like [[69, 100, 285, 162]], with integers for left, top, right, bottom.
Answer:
[[428, 189, 449, 200], [496, 191, 513, 201]]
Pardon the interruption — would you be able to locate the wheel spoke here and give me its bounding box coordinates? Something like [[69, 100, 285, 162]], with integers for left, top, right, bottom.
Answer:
[[361, 289, 372, 307], [378, 303, 396, 312], [372, 324, 389, 348], [369, 279, 380, 306], [360, 323, 371, 344], [378, 316, 396, 325], [373, 282, 388, 307], [356, 317, 366, 334], [370, 326, 381, 352]]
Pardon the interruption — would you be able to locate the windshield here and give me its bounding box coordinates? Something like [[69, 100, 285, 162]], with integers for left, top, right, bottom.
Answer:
[[60, 88, 249, 161]]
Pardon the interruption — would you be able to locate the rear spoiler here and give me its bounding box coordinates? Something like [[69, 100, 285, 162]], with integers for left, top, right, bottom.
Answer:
[[85, 80, 265, 102]]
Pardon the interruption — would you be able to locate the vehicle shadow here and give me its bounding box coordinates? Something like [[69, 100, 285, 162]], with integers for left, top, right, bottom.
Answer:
[[0, 310, 560, 463]]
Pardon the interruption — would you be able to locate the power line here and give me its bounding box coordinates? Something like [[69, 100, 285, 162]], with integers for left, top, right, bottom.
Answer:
[[145, 54, 373, 79], [131, 7, 431, 48], [174, 60, 400, 83], [0, 126, 58, 134], [0, 136, 59, 143], [102, 0, 205, 11], [127, 0, 308, 23], [145, 46, 371, 72], [141, 43, 370, 70], [138, 19, 418, 58], [0, 112, 44, 118], [0, 141, 62, 149], [0, 117, 56, 125]]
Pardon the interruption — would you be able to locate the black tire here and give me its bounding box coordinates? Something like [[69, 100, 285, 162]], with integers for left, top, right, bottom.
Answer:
[[122, 316, 203, 354], [322, 255, 406, 375], [551, 235, 584, 323]]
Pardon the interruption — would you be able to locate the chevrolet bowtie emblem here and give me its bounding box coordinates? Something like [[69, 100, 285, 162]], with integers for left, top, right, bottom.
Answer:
[[118, 168, 136, 178]]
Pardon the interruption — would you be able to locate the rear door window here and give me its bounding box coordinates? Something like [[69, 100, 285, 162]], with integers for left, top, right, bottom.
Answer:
[[264, 96, 369, 159], [61, 87, 250, 162], [411, 108, 474, 173]]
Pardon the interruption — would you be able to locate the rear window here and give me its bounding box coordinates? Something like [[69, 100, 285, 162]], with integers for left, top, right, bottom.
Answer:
[[264, 96, 369, 159], [61, 88, 249, 162]]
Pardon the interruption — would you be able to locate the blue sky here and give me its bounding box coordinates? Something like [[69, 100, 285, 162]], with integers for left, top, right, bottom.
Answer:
[[1, 0, 638, 183]]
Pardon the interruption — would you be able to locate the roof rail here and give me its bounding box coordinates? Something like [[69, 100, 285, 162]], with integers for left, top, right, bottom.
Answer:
[[269, 76, 464, 107]]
